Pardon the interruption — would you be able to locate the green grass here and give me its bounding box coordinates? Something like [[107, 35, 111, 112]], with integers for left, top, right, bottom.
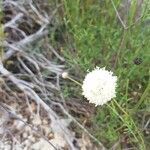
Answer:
[[51, 0, 150, 149], [0, 2, 4, 59]]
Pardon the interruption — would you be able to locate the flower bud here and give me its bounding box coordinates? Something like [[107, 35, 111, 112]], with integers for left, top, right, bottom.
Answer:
[[62, 72, 68, 79]]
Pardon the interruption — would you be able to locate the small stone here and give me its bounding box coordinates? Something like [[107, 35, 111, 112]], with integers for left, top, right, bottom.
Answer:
[[42, 119, 48, 125], [42, 126, 51, 136], [23, 132, 28, 138], [33, 115, 42, 125], [30, 137, 35, 143], [15, 120, 25, 130], [25, 126, 31, 132]]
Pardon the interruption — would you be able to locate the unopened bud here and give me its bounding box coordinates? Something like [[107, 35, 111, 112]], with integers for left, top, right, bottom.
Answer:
[[62, 72, 69, 79]]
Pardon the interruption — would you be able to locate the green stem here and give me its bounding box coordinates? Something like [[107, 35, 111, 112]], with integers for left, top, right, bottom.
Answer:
[[67, 76, 82, 87], [112, 100, 145, 150], [133, 83, 150, 111], [107, 103, 139, 142]]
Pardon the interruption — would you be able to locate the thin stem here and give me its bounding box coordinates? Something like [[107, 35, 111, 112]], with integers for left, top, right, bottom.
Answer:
[[67, 76, 82, 87], [110, 0, 126, 29], [107, 103, 139, 142], [133, 83, 150, 111], [112, 100, 145, 150], [113, 99, 128, 116]]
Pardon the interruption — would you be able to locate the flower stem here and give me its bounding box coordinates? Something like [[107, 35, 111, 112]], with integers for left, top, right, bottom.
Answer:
[[111, 100, 145, 150], [66, 76, 82, 87]]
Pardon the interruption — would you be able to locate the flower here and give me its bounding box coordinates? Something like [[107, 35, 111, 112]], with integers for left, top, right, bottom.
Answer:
[[82, 67, 117, 106], [62, 72, 69, 79]]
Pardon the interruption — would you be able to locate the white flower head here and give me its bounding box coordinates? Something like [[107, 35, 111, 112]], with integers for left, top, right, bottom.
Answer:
[[82, 67, 117, 106], [62, 72, 69, 79]]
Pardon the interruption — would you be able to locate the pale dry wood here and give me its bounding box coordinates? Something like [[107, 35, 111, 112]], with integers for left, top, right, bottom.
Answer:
[[1, 0, 106, 149]]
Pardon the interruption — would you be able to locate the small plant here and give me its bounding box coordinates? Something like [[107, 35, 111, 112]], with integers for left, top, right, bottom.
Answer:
[[62, 67, 146, 149], [51, 0, 149, 149]]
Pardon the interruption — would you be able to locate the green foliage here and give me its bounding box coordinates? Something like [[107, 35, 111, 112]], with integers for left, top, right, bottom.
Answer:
[[51, 0, 150, 149], [94, 107, 119, 145], [0, 2, 4, 59]]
